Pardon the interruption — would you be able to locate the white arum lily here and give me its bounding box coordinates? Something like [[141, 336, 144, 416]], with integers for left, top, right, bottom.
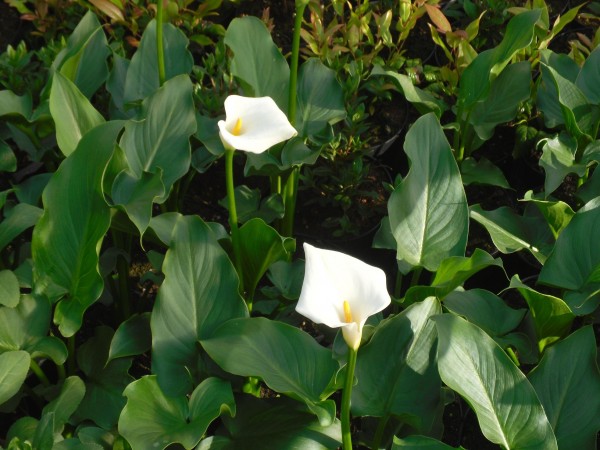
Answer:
[[218, 95, 297, 153], [296, 243, 391, 350]]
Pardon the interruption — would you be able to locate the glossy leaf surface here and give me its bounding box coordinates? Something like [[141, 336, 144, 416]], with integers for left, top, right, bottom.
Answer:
[[433, 314, 557, 450], [0, 350, 30, 405], [150, 214, 247, 396], [388, 113, 468, 271]]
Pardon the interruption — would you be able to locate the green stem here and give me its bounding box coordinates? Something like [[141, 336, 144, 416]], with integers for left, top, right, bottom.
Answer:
[[112, 229, 132, 321], [409, 267, 423, 288], [281, 167, 300, 237], [56, 361, 66, 382], [225, 148, 244, 296], [372, 415, 390, 450], [30, 359, 50, 386], [280, 1, 307, 237], [156, 0, 166, 86], [341, 346, 358, 450]]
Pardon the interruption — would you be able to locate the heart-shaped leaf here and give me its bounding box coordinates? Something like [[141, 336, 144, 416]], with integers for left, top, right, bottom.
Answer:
[[202, 317, 338, 425], [119, 376, 235, 450], [528, 326, 600, 450], [0, 270, 19, 307], [352, 297, 442, 433], [32, 121, 124, 337], [150, 214, 248, 396], [432, 314, 557, 450], [388, 113, 468, 271]]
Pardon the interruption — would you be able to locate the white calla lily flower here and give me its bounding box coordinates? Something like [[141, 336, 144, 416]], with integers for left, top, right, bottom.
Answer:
[[296, 243, 391, 350], [218, 95, 297, 153]]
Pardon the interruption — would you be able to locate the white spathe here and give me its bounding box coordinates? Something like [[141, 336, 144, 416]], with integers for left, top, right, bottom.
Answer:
[[296, 243, 391, 350], [218, 95, 297, 153]]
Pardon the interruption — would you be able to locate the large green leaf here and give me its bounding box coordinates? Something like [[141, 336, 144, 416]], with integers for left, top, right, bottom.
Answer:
[[32, 121, 123, 337], [508, 275, 574, 351], [73, 326, 134, 429], [0, 270, 20, 307], [0, 350, 30, 405], [521, 191, 575, 238], [52, 11, 110, 98], [238, 218, 295, 298], [118, 74, 196, 210], [50, 72, 105, 157], [444, 289, 526, 337], [0, 90, 32, 120], [460, 157, 510, 188], [458, 9, 541, 108], [43, 376, 86, 435], [224, 16, 290, 112], [539, 197, 600, 290], [404, 249, 505, 305], [108, 313, 151, 362], [432, 314, 557, 450], [352, 298, 441, 432], [0, 294, 67, 365], [123, 20, 193, 104], [576, 46, 600, 104], [469, 203, 553, 263], [470, 61, 532, 141], [119, 376, 235, 450], [150, 214, 248, 397], [539, 197, 600, 314], [388, 113, 468, 271], [198, 395, 341, 450], [0, 203, 43, 252], [202, 317, 338, 425], [528, 326, 600, 450], [295, 58, 345, 137]]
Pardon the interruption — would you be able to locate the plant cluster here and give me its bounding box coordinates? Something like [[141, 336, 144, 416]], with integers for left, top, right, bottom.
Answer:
[[0, 0, 599, 449]]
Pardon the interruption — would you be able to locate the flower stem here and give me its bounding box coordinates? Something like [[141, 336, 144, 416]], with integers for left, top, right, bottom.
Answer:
[[156, 0, 166, 86], [281, 166, 299, 237], [372, 414, 390, 449], [341, 346, 358, 450], [29, 359, 50, 386], [225, 148, 245, 297]]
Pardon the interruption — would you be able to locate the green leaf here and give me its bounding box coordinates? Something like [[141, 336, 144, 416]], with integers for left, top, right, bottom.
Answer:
[[73, 327, 134, 429], [14, 173, 52, 206], [460, 157, 510, 188], [432, 314, 557, 450], [388, 113, 468, 271], [119, 375, 235, 450], [352, 298, 442, 432], [52, 11, 110, 98], [150, 214, 247, 397], [202, 317, 338, 425], [508, 275, 574, 351], [577, 167, 600, 203], [119, 75, 196, 207], [539, 132, 587, 196], [0, 270, 20, 307], [576, 46, 600, 104], [219, 185, 284, 225], [371, 66, 446, 117], [50, 71, 105, 157], [238, 218, 295, 298], [296, 58, 345, 137], [111, 168, 165, 237], [470, 61, 532, 141], [0, 294, 68, 364], [469, 203, 553, 263], [123, 20, 193, 104], [521, 190, 575, 238], [200, 395, 341, 450], [444, 288, 526, 337], [539, 197, 600, 291], [0, 90, 32, 120], [0, 203, 43, 253], [224, 16, 290, 112], [528, 326, 600, 450], [459, 9, 541, 108], [32, 121, 123, 337], [108, 313, 151, 362], [0, 350, 30, 405], [392, 435, 464, 449], [43, 376, 86, 434], [0, 140, 17, 173], [266, 259, 305, 300]]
